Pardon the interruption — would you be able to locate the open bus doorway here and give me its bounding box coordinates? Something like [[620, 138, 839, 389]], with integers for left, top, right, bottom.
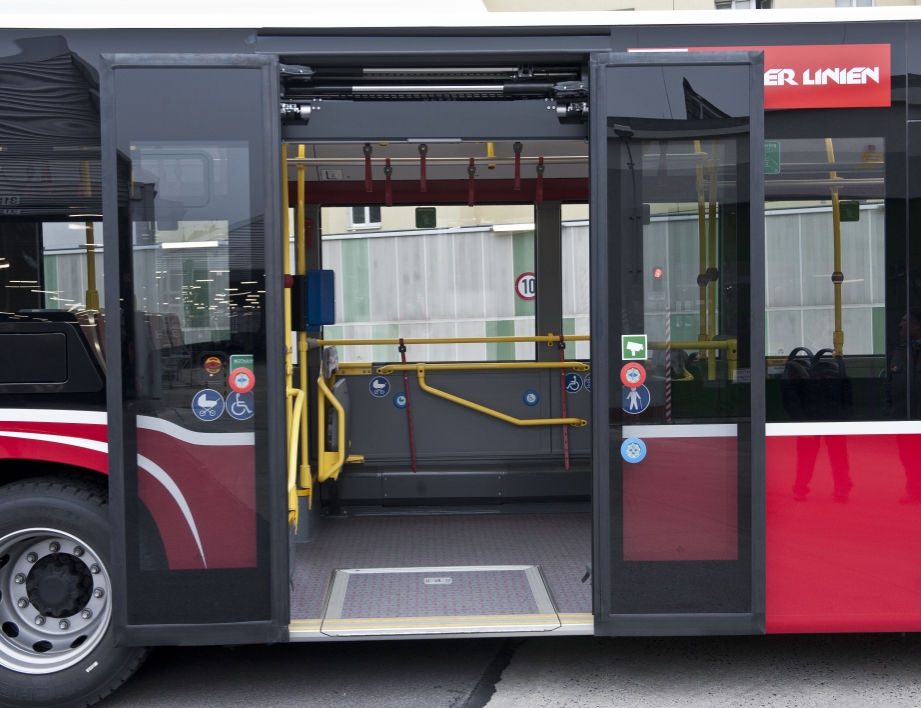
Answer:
[[283, 140, 595, 637]]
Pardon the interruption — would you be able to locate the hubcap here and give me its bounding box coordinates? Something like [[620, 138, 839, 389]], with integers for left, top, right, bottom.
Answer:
[[0, 529, 111, 674]]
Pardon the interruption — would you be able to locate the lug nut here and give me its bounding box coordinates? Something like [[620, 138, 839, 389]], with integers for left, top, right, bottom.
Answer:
[[93, 588, 104, 599], [34, 616, 45, 626], [90, 564, 100, 574], [26, 553, 37, 563], [48, 542, 60, 553], [59, 619, 70, 630], [17, 598, 28, 609], [81, 609, 92, 620], [73, 547, 84, 557], [13, 574, 25, 584]]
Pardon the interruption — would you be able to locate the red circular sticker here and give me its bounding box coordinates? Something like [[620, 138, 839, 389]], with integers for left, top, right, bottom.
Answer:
[[515, 272, 536, 301], [229, 367, 255, 394], [620, 362, 646, 388]]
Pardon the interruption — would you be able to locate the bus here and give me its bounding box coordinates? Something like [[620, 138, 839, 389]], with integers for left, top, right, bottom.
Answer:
[[0, 6, 919, 706]]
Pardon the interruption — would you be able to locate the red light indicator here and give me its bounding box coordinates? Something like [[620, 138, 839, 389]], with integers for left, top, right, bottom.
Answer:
[[653, 267, 663, 278]]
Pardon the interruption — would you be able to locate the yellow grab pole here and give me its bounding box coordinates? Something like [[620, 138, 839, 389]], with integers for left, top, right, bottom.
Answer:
[[826, 137, 844, 356], [296, 145, 312, 503], [282, 146, 293, 444], [317, 375, 347, 482], [695, 140, 707, 356], [80, 160, 99, 310], [84, 222, 99, 310], [316, 334, 589, 347], [416, 366, 586, 427], [287, 388, 304, 531], [377, 361, 590, 374], [707, 144, 719, 381]]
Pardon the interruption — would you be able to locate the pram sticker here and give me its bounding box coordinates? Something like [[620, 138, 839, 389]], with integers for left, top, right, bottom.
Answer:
[[369, 376, 390, 397], [192, 389, 224, 421]]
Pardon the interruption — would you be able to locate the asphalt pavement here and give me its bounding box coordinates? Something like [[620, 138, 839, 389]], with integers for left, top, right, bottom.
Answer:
[[101, 633, 921, 708]]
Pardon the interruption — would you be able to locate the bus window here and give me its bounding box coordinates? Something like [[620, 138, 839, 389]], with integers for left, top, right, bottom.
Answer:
[[321, 203, 536, 362], [41, 221, 104, 313], [562, 203, 590, 360], [764, 137, 891, 422]]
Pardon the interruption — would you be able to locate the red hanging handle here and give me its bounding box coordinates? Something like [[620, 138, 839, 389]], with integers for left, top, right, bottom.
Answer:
[[306, 218, 313, 250], [419, 143, 428, 193], [384, 157, 393, 207], [467, 157, 476, 207], [399, 339, 418, 473], [559, 334, 570, 471], [535, 156, 545, 206], [513, 142, 522, 191], [363, 143, 373, 193]]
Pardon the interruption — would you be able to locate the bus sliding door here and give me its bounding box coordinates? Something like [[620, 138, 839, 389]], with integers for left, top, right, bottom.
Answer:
[[100, 55, 287, 645], [589, 52, 766, 635]]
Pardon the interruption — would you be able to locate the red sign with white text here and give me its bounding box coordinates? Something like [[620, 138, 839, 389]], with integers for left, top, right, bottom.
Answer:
[[629, 44, 890, 110]]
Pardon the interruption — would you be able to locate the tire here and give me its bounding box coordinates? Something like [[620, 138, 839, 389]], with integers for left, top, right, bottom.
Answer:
[[0, 477, 149, 708]]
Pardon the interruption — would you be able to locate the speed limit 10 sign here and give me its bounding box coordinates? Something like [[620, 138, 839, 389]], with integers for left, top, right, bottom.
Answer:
[[515, 272, 536, 300]]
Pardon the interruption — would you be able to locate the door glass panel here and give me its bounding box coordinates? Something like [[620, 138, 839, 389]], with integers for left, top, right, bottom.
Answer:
[[109, 65, 274, 626], [601, 60, 756, 617]]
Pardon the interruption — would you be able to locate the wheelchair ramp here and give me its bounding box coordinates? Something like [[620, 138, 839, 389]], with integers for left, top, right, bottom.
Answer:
[[319, 565, 560, 636]]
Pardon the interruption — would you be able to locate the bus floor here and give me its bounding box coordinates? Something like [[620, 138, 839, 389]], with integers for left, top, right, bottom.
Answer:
[[290, 510, 592, 629]]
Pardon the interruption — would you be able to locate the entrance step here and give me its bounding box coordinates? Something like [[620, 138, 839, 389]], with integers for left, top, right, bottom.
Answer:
[[318, 565, 560, 637]]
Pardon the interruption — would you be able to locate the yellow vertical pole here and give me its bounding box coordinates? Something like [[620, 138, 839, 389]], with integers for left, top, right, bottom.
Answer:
[[296, 145, 312, 503], [826, 138, 844, 357], [80, 160, 99, 310], [84, 223, 99, 310], [282, 146, 293, 443], [694, 140, 707, 359], [706, 142, 719, 381]]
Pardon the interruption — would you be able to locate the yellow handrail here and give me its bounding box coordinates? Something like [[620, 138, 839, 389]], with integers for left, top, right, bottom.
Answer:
[[377, 361, 590, 374], [316, 334, 590, 347], [287, 387, 304, 531], [415, 365, 586, 427], [317, 375, 347, 482], [296, 145, 312, 504]]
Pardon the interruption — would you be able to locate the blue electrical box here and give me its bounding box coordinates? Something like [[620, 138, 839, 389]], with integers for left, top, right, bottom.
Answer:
[[305, 270, 335, 327]]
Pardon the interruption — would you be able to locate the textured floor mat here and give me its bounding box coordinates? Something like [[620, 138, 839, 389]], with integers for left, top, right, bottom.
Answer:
[[291, 513, 591, 620]]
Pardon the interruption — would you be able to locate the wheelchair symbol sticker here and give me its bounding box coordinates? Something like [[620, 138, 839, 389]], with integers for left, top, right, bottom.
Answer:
[[394, 393, 407, 409], [192, 389, 224, 421], [370, 376, 390, 397], [565, 373, 583, 393], [523, 390, 539, 406], [226, 391, 255, 421]]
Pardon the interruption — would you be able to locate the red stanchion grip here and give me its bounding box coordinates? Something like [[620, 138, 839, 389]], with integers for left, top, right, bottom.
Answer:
[[513, 141, 522, 191], [363, 143, 373, 193], [384, 157, 393, 207], [536, 156, 545, 206], [419, 143, 428, 193]]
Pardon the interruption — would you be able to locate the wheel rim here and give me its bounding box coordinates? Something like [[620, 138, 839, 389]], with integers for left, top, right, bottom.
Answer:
[[0, 528, 111, 674]]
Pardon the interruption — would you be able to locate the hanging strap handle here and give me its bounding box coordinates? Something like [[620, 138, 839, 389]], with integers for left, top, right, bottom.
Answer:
[[536, 156, 545, 206], [513, 142, 523, 191], [399, 339, 418, 473], [558, 334, 570, 471], [384, 157, 393, 207], [363, 143, 373, 193], [419, 143, 428, 193], [467, 157, 476, 207]]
